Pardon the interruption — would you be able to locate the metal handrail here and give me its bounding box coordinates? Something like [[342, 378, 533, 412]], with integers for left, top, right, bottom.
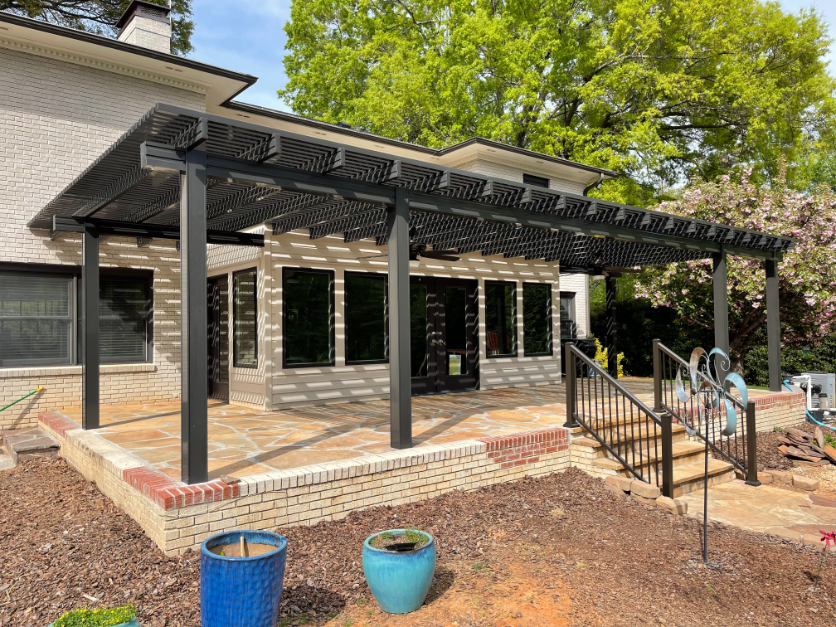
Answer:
[[573, 346, 663, 425], [565, 343, 674, 497], [653, 339, 757, 481], [655, 341, 746, 410]]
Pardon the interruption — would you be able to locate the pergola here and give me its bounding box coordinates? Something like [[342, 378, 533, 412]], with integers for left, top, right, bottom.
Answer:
[[31, 104, 794, 485]]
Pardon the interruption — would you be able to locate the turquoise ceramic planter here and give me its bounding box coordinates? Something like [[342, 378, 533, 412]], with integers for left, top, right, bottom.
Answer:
[[362, 529, 436, 614]]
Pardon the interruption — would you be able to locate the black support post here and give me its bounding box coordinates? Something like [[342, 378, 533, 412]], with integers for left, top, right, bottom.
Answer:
[[180, 149, 209, 485], [745, 401, 761, 486], [81, 223, 100, 430], [712, 251, 730, 376], [652, 339, 662, 413], [661, 411, 674, 498], [563, 344, 579, 429], [605, 275, 617, 377], [387, 187, 412, 449], [765, 259, 782, 392]]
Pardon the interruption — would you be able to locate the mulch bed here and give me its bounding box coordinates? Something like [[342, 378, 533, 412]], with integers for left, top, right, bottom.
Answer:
[[757, 422, 820, 471], [1, 458, 835, 627]]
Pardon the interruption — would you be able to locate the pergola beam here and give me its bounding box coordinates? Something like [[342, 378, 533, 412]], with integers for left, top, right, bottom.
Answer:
[[53, 216, 263, 247]]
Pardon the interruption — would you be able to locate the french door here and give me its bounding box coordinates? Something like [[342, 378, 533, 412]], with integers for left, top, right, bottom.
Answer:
[[207, 275, 229, 401], [410, 277, 478, 394]]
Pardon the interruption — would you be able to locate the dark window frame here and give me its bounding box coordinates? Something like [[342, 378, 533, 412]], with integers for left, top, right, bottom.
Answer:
[[344, 270, 389, 366], [0, 262, 153, 368], [282, 267, 336, 369], [523, 173, 550, 188], [559, 291, 578, 340], [232, 267, 259, 369], [522, 282, 554, 357], [484, 280, 517, 359]]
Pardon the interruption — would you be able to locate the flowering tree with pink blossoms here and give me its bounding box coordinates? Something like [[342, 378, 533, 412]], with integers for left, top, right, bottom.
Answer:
[[635, 171, 836, 370]]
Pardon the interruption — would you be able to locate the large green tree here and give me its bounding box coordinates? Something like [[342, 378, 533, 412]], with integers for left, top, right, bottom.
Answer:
[[1, 0, 194, 54], [280, 0, 835, 203]]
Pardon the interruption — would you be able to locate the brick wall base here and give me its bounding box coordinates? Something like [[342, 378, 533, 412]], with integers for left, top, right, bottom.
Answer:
[[39, 412, 570, 555]]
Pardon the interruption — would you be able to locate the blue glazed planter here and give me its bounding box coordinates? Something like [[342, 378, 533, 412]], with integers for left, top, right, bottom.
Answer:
[[200, 530, 288, 627], [362, 529, 436, 614]]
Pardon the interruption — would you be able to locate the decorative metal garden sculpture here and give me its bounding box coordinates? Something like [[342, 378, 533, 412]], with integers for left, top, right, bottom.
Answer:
[[675, 347, 748, 565]]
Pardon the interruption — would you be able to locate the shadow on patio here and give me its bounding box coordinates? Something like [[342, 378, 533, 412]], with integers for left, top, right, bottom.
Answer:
[[55, 379, 662, 480]]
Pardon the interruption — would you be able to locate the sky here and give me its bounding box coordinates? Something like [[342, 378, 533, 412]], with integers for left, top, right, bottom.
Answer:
[[189, 0, 836, 114]]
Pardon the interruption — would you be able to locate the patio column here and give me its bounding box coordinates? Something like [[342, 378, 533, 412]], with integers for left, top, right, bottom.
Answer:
[[765, 258, 782, 392], [712, 251, 730, 377], [81, 223, 100, 430], [180, 148, 209, 484], [605, 275, 617, 377], [387, 186, 412, 449]]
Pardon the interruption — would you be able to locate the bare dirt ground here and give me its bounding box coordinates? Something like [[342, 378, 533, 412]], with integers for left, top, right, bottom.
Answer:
[[1, 458, 835, 627]]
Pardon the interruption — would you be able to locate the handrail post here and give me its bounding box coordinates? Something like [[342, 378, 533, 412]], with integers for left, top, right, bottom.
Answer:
[[563, 343, 579, 429], [661, 411, 674, 498], [653, 338, 662, 412], [744, 401, 761, 486]]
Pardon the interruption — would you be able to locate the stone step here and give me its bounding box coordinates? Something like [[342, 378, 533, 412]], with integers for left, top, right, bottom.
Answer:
[[568, 413, 658, 435], [592, 440, 707, 473], [669, 459, 736, 498], [2, 428, 60, 465], [572, 423, 689, 450]]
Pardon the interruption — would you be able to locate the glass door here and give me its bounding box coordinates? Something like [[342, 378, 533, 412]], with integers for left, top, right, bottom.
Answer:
[[207, 275, 229, 401], [410, 277, 478, 394]]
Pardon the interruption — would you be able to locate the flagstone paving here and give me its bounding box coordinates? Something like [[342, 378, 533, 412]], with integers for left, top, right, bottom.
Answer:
[[53, 378, 774, 481], [679, 479, 836, 546]]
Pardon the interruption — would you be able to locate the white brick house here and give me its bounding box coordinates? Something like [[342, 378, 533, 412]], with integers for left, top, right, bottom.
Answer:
[[0, 2, 607, 431]]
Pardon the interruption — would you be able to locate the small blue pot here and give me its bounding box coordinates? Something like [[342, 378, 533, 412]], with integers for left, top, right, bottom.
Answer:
[[362, 529, 436, 614], [200, 530, 288, 627]]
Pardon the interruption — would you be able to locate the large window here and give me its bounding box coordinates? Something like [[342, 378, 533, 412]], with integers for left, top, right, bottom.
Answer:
[[283, 268, 334, 367], [485, 281, 516, 357], [523, 283, 552, 356], [0, 271, 74, 367], [0, 266, 152, 368], [99, 273, 152, 363], [345, 272, 387, 364], [233, 269, 258, 368], [559, 292, 577, 340]]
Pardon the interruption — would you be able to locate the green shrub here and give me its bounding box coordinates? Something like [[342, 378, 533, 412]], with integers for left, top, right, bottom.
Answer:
[[51, 604, 135, 627]]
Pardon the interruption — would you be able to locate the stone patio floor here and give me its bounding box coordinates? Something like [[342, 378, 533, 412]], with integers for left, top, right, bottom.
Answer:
[[58, 380, 614, 481], [52, 377, 776, 482], [679, 479, 836, 545]]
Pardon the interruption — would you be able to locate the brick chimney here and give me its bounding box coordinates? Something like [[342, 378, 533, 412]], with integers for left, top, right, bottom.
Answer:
[[116, 0, 172, 54]]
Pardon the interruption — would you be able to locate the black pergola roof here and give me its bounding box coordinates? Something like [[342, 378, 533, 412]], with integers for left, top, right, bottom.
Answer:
[[32, 104, 793, 269]]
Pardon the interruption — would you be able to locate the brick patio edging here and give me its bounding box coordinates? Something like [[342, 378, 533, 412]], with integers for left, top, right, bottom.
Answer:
[[38, 411, 570, 555]]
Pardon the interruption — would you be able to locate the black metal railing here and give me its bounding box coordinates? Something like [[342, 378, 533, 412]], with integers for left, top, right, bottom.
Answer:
[[653, 339, 759, 484], [564, 343, 674, 497]]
